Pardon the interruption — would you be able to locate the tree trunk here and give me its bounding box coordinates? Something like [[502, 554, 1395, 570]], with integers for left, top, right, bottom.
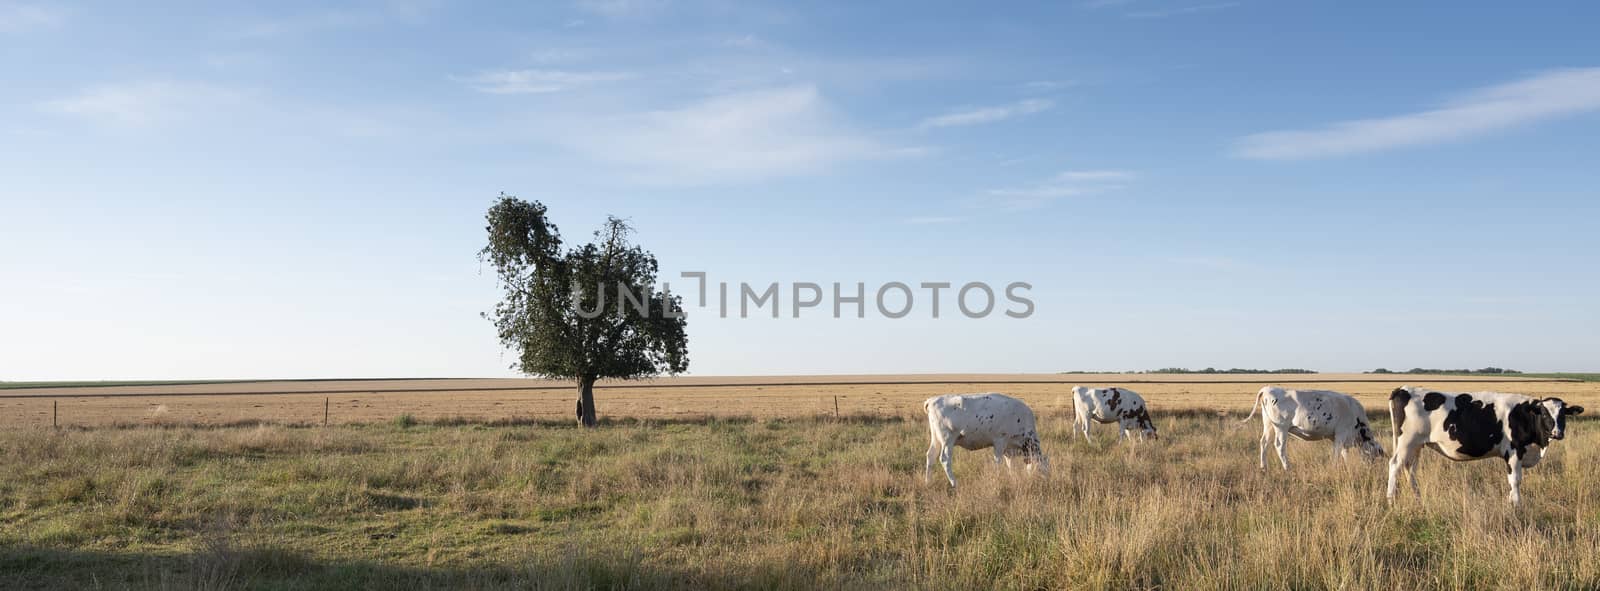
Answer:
[[576, 376, 598, 428]]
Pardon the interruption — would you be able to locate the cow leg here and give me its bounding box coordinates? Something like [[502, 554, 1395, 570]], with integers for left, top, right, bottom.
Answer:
[[1331, 434, 1347, 464], [1388, 438, 1422, 502], [992, 443, 1006, 465], [1258, 421, 1272, 470], [924, 437, 941, 484], [940, 441, 957, 488], [1406, 455, 1421, 495], [1507, 455, 1524, 506], [1274, 429, 1290, 471], [1386, 454, 1402, 502]]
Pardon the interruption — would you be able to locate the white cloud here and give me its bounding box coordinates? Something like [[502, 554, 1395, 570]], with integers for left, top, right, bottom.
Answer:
[[902, 216, 963, 225], [576, 0, 668, 18], [528, 48, 591, 63], [41, 81, 244, 127], [1080, 0, 1136, 8], [545, 85, 904, 184], [984, 169, 1134, 210], [223, 2, 432, 39], [1127, 2, 1240, 18], [459, 69, 632, 94], [918, 99, 1054, 129], [1234, 67, 1600, 160], [1056, 169, 1136, 181], [1021, 80, 1075, 92], [1168, 256, 1248, 271], [723, 34, 767, 49], [0, 2, 64, 32]]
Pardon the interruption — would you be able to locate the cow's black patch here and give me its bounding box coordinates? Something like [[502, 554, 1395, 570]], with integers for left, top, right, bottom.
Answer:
[[1117, 405, 1155, 433], [1508, 401, 1552, 452], [1423, 392, 1446, 411], [1443, 394, 1502, 458], [1390, 388, 1410, 433]]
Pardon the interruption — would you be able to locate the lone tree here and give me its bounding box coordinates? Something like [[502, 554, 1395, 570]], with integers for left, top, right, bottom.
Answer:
[[480, 195, 689, 427]]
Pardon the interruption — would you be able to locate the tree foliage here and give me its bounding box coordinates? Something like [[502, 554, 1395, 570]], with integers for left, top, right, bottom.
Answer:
[[480, 194, 688, 426]]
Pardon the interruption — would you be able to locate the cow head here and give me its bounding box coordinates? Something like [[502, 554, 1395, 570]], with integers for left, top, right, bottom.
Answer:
[[1134, 408, 1158, 439], [1018, 433, 1051, 477], [1354, 421, 1386, 461], [1539, 398, 1584, 441]]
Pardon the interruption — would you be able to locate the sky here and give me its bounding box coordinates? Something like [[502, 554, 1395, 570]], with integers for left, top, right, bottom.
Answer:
[[3, 1, 1599, 380]]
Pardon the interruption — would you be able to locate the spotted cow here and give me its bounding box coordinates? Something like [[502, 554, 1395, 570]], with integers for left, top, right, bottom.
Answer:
[[923, 393, 1050, 488], [1244, 386, 1385, 471], [1072, 386, 1157, 443], [1387, 385, 1584, 505]]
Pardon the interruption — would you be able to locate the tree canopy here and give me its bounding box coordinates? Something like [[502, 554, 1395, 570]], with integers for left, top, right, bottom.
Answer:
[[480, 194, 689, 426]]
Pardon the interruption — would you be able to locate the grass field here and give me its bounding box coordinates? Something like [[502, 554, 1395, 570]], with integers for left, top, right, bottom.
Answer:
[[3, 375, 1597, 589]]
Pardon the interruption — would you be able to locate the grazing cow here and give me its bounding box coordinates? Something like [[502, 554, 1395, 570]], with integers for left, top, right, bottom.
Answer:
[[1072, 386, 1157, 443], [1243, 386, 1385, 470], [1387, 385, 1584, 505], [923, 393, 1050, 488]]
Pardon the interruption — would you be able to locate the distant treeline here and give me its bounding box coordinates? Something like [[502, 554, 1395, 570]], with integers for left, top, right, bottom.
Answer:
[[1148, 367, 1318, 374], [1060, 368, 1318, 374], [1366, 367, 1521, 375]]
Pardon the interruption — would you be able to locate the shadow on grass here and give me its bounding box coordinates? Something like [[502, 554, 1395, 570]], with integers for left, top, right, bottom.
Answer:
[[0, 544, 850, 591]]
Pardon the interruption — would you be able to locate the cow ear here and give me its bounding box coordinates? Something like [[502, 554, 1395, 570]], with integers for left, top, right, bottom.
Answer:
[[1569, 405, 1585, 416]]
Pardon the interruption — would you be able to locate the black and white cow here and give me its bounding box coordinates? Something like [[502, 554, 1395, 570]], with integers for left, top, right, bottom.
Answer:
[[923, 393, 1050, 488], [1072, 386, 1157, 443], [1244, 386, 1385, 471], [1388, 385, 1584, 505]]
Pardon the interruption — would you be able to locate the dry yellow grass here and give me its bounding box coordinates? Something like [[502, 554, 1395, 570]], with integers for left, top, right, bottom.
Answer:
[[3, 407, 1598, 589], [3, 374, 1595, 429]]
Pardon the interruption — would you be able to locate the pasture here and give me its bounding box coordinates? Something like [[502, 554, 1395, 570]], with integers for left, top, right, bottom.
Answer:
[[2, 375, 1598, 589]]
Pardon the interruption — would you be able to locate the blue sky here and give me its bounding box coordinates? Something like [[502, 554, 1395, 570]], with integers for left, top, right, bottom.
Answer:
[[3, 1, 1599, 379]]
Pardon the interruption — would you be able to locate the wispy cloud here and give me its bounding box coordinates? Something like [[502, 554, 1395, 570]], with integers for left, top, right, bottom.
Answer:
[[458, 69, 633, 94], [1167, 256, 1248, 271], [983, 170, 1135, 210], [0, 2, 65, 32], [918, 99, 1054, 129], [1021, 80, 1075, 92], [41, 81, 245, 127], [575, 0, 668, 18], [1234, 67, 1600, 160], [222, 2, 432, 39], [543, 85, 909, 184], [527, 48, 593, 64], [902, 216, 963, 225], [1127, 2, 1240, 18], [1079, 0, 1136, 8], [1056, 169, 1136, 181]]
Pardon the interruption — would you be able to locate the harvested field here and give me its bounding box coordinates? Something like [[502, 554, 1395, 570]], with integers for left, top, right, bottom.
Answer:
[[2, 374, 1594, 429]]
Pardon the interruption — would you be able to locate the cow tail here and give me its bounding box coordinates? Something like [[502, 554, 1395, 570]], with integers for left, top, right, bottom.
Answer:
[[1241, 389, 1263, 423], [1388, 391, 1405, 451]]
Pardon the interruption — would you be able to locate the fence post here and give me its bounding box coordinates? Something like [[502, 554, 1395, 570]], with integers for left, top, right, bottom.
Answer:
[[53, 400, 58, 430], [834, 395, 840, 419], [324, 398, 330, 426]]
